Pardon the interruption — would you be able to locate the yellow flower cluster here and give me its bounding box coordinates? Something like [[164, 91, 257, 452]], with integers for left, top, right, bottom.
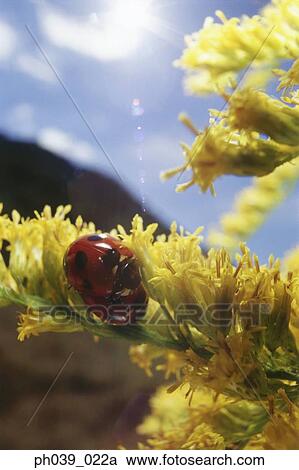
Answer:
[[176, 0, 299, 94], [1, 207, 298, 400], [225, 89, 299, 146], [121, 216, 298, 400], [137, 387, 299, 450], [0, 0, 298, 451], [208, 158, 299, 250], [258, 408, 299, 449], [275, 58, 299, 95], [284, 245, 299, 275], [139, 385, 299, 450], [129, 344, 185, 379], [138, 387, 226, 450], [1, 206, 298, 448], [162, 88, 299, 193], [283, 246, 299, 346], [18, 308, 83, 341], [0, 204, 95, 339], [163, 0, 299, 217], [0, 204, 96, 300], [246, 390, 299, 449], [140, 422, 225, 450]]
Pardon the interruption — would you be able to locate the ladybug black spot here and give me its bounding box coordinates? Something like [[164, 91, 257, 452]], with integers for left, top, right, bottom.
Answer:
[[75, 250, 88, 270], [102, 248, 120, 268], [88, 234, 102, 242], [118, 260, 141, 289], [82, 279, 92, 290]]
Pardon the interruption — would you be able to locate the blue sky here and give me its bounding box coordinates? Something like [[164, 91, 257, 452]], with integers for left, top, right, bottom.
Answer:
[[0, 0, 298, 262]]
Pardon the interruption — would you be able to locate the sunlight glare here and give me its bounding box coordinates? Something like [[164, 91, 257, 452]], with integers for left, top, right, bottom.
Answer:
[[104, 0, 154, 57], [112, 0, 153, 31]]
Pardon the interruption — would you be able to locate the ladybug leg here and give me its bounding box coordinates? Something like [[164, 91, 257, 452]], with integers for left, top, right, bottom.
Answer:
[[106, 291, 130, 325], [110, 273, 125, 301], [106, 293, 121, 304]]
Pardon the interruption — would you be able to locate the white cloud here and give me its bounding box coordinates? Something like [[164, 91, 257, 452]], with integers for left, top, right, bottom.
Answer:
[[37, 127, 96, 165], [4, 103, 36, 137], [0, 18, 17, 61], [16, 53, 55, 83], [39, 6, 140, 61], [0, 17, 54, 83]]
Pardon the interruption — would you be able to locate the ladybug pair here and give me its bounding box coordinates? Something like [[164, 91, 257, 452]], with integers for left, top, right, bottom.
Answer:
[[63, 233, 147, 324]]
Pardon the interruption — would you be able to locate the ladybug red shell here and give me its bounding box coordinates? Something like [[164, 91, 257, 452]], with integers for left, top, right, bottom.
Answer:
[[63, 233, 147, 324]]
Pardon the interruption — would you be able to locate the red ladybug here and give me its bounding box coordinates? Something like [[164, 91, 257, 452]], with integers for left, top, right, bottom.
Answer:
[[63, 233, 146, 324]]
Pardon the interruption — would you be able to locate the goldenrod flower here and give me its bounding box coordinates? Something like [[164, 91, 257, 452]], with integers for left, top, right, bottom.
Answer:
[[282, 246, 299, 347], [140, 385, 299, 449], [181, 336, 255, 397], [0, 207, 298, 414], [1, 0, 298, 452], [176, 0, 299, 95], [208, 158, 299, 250], [129, 343, 166, 377], [0, 204, 97, 304], [284, 89, 299, 105], [140, 422, 225, 450], [246, 390, 299, 449], [139, 387, 226, 450], [261, 406, 299, 449], [130, 343, 185, 379], [120, 218, 298, 399], [162, 122, 299, 192], [140, 386, 231, 435], [225, 89, 299, 147], [17, 307, 82, 341], [283, 245, 299, 276], [138, 385, 269, 449], [274, 58, 299, 96], [166, 1, 299, 195], [138, 386, 197, 436]]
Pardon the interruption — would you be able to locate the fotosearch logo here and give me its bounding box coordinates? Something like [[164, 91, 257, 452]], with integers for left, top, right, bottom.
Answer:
[[36, 301, 272, 327]]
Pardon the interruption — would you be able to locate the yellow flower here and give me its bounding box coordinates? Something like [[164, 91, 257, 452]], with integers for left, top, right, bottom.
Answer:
[[120, 217, 298, 398], [162, 122, 299, 193], [177, 335, 255, 398], [282, 246, 299, 347], [166, 2, 299, 196], [176, 0, 299, 95], [0, 204, 102, 340], [262, 407, 299, 449], [129, 344, 165, 377], [140, 422, 225, 450], [138, 386, 193, 435], [0, 209, 18, 302], [0, 204, 97, 304], [18, 307, 83, 341], [130, 343, 186, 379], [139, 385, 275, 449], [274, 58, 299, 95], [283, 245, 299, 275], [246, 390, 299, 449], [284, 89, 299, 105], [1, 207, 298, 403], [139, 386, 226, 449], [163, 84, 299, 194], [208, 158, 299, 250], [225, 88, 299, 147]]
